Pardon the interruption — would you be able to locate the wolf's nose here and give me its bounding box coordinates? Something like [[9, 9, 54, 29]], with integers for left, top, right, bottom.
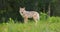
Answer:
[[21, 12, 23, 13]]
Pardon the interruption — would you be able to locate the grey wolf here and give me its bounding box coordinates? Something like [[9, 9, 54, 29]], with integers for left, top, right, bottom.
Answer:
[[19, 7, 40, 24]]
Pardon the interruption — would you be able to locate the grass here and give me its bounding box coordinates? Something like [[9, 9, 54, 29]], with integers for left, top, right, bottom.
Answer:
[[0, 17, 60, 32]]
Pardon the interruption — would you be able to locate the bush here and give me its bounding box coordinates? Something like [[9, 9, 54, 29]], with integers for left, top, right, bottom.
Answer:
[[48, 17, 60, 23], [40, 12, 48, 21]]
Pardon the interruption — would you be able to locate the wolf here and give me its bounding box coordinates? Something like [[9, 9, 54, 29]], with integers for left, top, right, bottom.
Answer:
[[19, 7, 40, 24]]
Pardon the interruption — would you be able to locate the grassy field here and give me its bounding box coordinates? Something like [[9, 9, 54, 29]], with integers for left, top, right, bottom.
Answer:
[[0, 17, 60, 32]]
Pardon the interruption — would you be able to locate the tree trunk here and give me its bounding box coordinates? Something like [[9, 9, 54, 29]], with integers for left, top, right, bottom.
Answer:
[[47, 3, 50, 17]]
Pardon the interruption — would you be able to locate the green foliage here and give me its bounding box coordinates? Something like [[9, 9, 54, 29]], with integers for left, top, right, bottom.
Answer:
[[0, 16, 60, 32], [40, 12, 48, 21], [8, 18, 14, 24], [48, 17, 60, 23]]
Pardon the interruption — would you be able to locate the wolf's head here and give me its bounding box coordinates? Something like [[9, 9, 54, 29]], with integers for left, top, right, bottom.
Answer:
[[19, 7, 25, 12], [19, 7, 26, 16]]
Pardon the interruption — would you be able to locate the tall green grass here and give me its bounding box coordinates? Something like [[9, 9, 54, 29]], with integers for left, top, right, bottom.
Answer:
[[0, 17, 60, 32]]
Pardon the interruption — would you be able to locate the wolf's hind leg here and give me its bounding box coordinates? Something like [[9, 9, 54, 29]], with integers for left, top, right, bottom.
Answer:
[[33, 16, 38, 25]]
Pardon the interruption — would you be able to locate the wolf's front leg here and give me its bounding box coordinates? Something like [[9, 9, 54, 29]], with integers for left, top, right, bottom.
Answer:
[[24, 16, 28, 23]]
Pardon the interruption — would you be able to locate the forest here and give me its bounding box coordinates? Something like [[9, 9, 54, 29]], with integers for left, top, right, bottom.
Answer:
[[0, 0, 60, 22]]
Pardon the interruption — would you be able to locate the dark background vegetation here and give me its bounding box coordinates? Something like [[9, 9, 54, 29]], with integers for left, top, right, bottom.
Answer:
[[0, 0, 60, 23]]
